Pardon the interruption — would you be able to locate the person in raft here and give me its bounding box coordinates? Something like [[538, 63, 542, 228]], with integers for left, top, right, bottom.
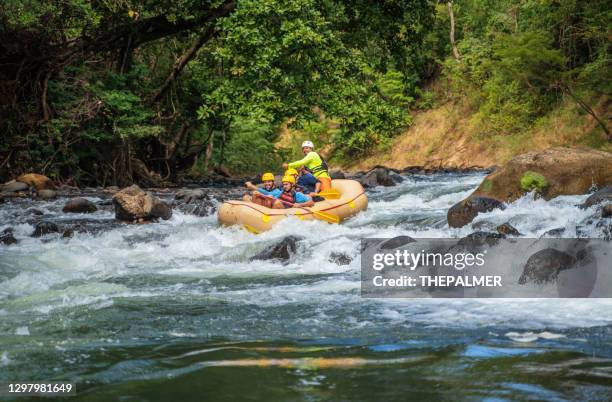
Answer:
[[270, 175, 314, 209], [243, 172, 279, 208], [284, 167, 325, 202], [282, 140, 332, 191]]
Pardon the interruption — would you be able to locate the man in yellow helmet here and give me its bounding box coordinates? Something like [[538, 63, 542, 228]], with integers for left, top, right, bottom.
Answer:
[[271, 175, 314, 209], [282, 140, 332, 191], [243, 172, 279, 208]]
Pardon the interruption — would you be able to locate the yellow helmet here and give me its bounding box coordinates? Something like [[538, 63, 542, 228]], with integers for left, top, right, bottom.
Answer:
[[261, 172, 275, 182], [281, 175, 296, 184], [284, 168, 298, 176]]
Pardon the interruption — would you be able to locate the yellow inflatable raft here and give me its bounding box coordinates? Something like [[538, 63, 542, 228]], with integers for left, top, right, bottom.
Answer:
[[218, 179, 368, 233]]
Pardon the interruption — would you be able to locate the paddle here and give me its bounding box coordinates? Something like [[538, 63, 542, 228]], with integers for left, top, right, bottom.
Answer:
[[316, 190, 341, 199]]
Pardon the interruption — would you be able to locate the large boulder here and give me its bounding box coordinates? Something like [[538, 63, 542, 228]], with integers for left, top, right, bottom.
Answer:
[[360, 167, 395, 187], [16, 173, 55, 190], [63, 198, 98, 214], [603, 204, 612, 218], [470, 147, 612, 203], [581, 186, 612, 208], [112, 184, 172, 222], [447, 197, 505, 228]]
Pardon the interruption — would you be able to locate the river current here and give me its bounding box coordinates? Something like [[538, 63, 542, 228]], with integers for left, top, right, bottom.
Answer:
[[1, 172, 612, 401]]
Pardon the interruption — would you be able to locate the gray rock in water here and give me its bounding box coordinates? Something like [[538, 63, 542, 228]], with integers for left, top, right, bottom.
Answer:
[[175, 189, 207, 203], [360, 167, 395, 187], [519, 248, 576, 284], [1, 181, 29, 193], [32, 221, 60, 237], [380, 235, 416, 249], [37, 189, 57, 199], [329, 170, 346, 180], [602, 204, 612, 218], [1, 228, 18, 245], [251, 236, 303, 262], [150, 198, 172, 220], [63, 198, 98, 213], [329, 252, 352, 265], [496, 222, 522, 236], [581, 186, 612, 208], [457, 231, 506, 247], [447, 197, 505, 228], [27, 208, 44, 216], [541, 227, 565, 238]]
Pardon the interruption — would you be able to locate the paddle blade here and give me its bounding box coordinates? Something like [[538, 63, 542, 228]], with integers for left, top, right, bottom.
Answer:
[[317, 190, 341, 199], [312, 210, 341, 224]]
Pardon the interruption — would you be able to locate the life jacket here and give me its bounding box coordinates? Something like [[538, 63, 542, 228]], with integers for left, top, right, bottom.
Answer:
[[278, 190, 296, 205], [306, 152, 329, 176]]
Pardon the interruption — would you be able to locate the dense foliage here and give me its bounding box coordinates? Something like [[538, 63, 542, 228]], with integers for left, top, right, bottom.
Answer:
[[0, 0, 609, 185]]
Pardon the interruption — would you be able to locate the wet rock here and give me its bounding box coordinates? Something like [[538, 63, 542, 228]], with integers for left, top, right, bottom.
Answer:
[[63, 198, 98, 213], [519, 248, 577, 284], [174, 189, 214, 217], [541, 227, 565, 238], [37, 189, 57, 199], [112, 184, 172, 222], [581, 186, 612, 209], [31, 221, 61, 237], [380, 235, 416, 249], [471, 220, 497, 232], [16, 173, 55, 190], [329, 170, 346, 180], [360, 167, 395, 187], [1, 180, 29, 193], [602, 204, 612, 218], [103, 186, 120, 194], [457, 231, 506, 247], [389, 172, 404, 183], [149, 198, 172, 220], [251, 236, 303, 262], [496, 223, 522, 236], [470, 147, 612, 203], [1, 228, 18, 245], [27, 208, 44, 216], [329, 252, 352, 266], [447, 197, 505, 228], [175, 189, 207, 203]]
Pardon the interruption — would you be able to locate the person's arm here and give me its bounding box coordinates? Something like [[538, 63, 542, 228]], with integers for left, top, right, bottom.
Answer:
[[257, 188, 280, 198], [245, 181, 259, 191], [287, 152, 316, 169], [293, 192, 314, 207]]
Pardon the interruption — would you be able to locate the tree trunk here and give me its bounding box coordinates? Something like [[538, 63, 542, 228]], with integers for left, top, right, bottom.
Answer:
[[448, 1, 461, 61], [560, 83, 610, 140], [150, 25, 216, 102]]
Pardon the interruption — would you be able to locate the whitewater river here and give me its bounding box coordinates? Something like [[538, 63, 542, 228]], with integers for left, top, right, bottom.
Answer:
[[1, 172, 612, 401]]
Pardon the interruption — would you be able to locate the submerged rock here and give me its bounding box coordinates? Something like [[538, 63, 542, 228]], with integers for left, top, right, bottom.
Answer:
[[457, 231, 506, 247], [31, 221, 61, 237], [251, 236, 303, 262], [379, 235, 416, 249], [329, 252, 352, 266], [496, 223, 522, 236], [112, 184, 172, 222], [16, 173, 55, 190], [447, 197, 505, 228], [1, 228, 18, 245], [63, 198, 98, 213], [519, 248, 576, 284]]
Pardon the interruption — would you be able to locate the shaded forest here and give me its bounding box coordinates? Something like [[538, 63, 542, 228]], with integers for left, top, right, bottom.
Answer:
[[1, 0, 609, 186]]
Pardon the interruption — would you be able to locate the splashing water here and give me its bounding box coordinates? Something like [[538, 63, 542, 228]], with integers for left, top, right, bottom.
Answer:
[[1, 172, 611, 401]]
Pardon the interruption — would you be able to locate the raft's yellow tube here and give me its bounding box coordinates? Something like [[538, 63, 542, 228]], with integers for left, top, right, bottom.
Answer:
[[218, 179, 368, 233]]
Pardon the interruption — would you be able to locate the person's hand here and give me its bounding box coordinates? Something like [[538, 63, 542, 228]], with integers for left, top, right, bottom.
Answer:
[[282, 163, 288, 169]]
